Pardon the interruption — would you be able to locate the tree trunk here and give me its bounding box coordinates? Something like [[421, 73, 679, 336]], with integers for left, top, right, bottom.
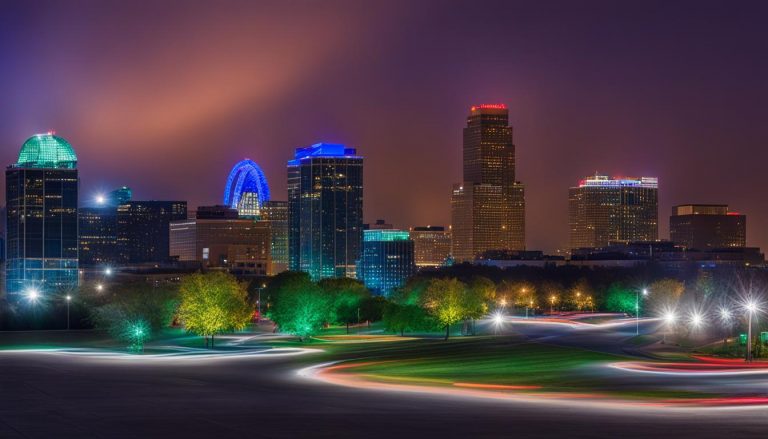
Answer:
[[211, 335, 214, 348], [205, 336, 209, 348], [346, 322, 349, 334], [445, 324, 450, 340], [401, 328, 404, 337]]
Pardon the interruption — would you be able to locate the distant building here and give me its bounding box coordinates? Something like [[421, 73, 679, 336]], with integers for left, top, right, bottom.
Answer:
[[0, 206, 6, 265], [5, 133, 79, 296], [117, 201, 187, 264], [169, 206, 271, 276], [409, 226, 452, 268], [357, 229, 415, 296], [288, 143, 363, 280], [569, 241, 763, 268], [451, 104, 525, 262], [670, 204, 746, 250], [569, 175, 658, 251], [262, 200, 288, 275], [106, 186, 132, 207], [79, 207, 118, 266]]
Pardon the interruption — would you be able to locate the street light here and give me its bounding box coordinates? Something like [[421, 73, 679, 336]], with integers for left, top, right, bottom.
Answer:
[[104, 267, 113, 276], [257, 283, 266, 324], [718, 307, 733, 347], [745, 301, 759, 362], [550, 295, 556, 315], [65, 295, 72, 330], [96, 283, 104, 292], [662, 310, 676, 344], [636, 288, 648, 335], [26, 288, 40, 302]]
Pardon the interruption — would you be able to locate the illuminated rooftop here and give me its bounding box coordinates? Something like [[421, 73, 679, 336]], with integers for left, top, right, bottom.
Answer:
[[15, 132, 77, 169], [291, 143, 359, 162], [363, 229, 410, 242], [577, 175, 657, 189], [470, 104, 507, 112]]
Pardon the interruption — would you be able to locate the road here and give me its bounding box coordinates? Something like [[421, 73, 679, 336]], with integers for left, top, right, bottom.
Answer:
[[1, 323, 768, 438]]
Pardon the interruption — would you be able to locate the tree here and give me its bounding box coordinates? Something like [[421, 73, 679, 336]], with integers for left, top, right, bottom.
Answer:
[[420, 278, 466, 340], [270, 279, 331, 341], [383, 303, 432, 336], [646, 278, 685, 314], [88, 282, 179, 351], [463, 276, 495, 335], [177, 272, 252, 347], [319, 278, 370, 333], [603, 283, 636, 315]]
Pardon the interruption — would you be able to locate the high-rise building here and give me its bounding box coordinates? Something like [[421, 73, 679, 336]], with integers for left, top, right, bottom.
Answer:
[[409, 226, 452, 268], [357, 229, 415, 296], [79, 207, 118, 266], [117, 201, 187, 263], [569, 175, 658, 250], [262, 200, 288, 275], [79, 186, 132, 267], [0, 206, 6, 265], [288, 143, 363, 280], [670, 204, 746, 250], [170, 206, 271, 276], [451, 104, 525, 262], [5, 133, 79, 296]]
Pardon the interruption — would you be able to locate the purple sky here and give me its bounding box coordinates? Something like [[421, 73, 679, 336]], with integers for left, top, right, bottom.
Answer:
[[1, 0, 766, 253]]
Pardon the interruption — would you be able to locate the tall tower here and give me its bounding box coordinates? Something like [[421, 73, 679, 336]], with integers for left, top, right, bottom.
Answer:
[[568, 175, 658, 250], [451, 104, 525, 262], [287, 143, 363, 280], [5, 133, 79, 296]]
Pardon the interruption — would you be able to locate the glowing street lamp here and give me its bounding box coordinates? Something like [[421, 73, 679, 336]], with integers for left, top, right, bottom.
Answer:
[[636, 288, 648, 335], [65, 294, 72, 330], [26, 288, 40, 303], [718, 307, 733, 347], [550, 295, 556, 315], [689, 312, 704, 329], [662, 310, 676, 344], [104, 267, 113, 276], [745, 301, 759, 362], [96, 283, 104, 292]]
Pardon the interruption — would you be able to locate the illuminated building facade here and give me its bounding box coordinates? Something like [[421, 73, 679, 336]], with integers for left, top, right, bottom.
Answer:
[[117, 201, 187, 263], [569, 175, 658, 251], [670, 204, 746, 250], [224, 159, 270, 218], [79, 186, 132, 266], [410, 226, 452, 268], [357, 229, 415, 296], [288, 143, 363, 280], [170, 206, 271, 276], [5, 133, 79, 296], [451, 104, 525, 262], [262, 200, 288, 274]]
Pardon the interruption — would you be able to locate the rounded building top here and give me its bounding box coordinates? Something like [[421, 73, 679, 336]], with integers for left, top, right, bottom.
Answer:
[[16, 132, 77, 169]]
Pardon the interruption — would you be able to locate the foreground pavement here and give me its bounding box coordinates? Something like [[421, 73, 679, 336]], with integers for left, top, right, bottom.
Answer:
[[1, 325, 768, 438]]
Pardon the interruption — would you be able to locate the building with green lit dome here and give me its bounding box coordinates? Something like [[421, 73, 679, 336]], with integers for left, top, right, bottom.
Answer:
[[5, 133, 80, 296]]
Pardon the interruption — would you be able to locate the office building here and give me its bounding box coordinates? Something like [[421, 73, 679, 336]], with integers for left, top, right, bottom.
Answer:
[[357, 229, 415, 296], [0, 207, 6, 265], [670, 204, 746, 250], [410, 226, 452, 268], [79, 207, 118, 266], [262, 200, 288, 274], [117, 201, 187, 263], [106, 186, 132, 206], [569, 175, 658, 250], [5, 133, 79, 295], [451, 104, 525, 262], [170, 206, 271, 276], [288, 143, 363, 280]]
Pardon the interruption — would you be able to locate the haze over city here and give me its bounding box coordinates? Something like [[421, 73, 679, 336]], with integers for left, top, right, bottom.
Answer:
[[2, 0, 766, 253]]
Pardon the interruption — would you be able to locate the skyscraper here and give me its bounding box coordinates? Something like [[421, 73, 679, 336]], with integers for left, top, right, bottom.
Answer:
[[357, 229, 415, 296], [569, 175, 658, 250], [117, 201, 187, 263], [451, 104, 525, 262], [5, 133, 79, 296], [262, 200, 288, 275], [409, 226, 452, 268], [224, 159, 270, 218], [288, 143, 363, 280], [670, 204, 746, 250], [79, 186, 132, 267]]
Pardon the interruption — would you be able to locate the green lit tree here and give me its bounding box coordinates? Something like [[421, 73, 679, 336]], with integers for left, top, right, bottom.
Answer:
[[319, 278, 370, 333], [383, 303, 433, 336], [603, 283, 636, 315], [178, 272, 252, 348], [420, 278, 467, 340], [463, 276, 495, 335], [270, 278, 331, 341]]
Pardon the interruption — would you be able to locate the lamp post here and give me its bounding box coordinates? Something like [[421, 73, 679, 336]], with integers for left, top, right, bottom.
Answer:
[[257, 283, 266, 324], [746, 302, 757, 362], [636, 288, 648, 335], [65, 295, 72, 330], [550, 295, 556, 315]]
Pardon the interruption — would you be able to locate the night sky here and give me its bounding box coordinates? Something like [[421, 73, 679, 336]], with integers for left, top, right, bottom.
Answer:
[[1, 1, 766, 253]]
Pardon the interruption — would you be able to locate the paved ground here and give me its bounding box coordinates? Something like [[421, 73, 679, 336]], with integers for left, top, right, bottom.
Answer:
[[1, 322, 768, 438]]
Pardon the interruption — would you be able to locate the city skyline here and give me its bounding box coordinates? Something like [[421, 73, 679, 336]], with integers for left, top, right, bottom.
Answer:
[[2, 1, 766, 254]]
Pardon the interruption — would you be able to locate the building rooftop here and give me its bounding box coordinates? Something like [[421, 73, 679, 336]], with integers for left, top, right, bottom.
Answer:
[[363, 229, 410, 242], [15, 132, 77, 169], [576, 174, 658, 189], [291, 143, 359, 162]]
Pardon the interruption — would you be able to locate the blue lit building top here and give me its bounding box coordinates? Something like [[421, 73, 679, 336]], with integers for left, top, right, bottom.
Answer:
[[223, 159, 271, 215], [289, 143, 360, 165]]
